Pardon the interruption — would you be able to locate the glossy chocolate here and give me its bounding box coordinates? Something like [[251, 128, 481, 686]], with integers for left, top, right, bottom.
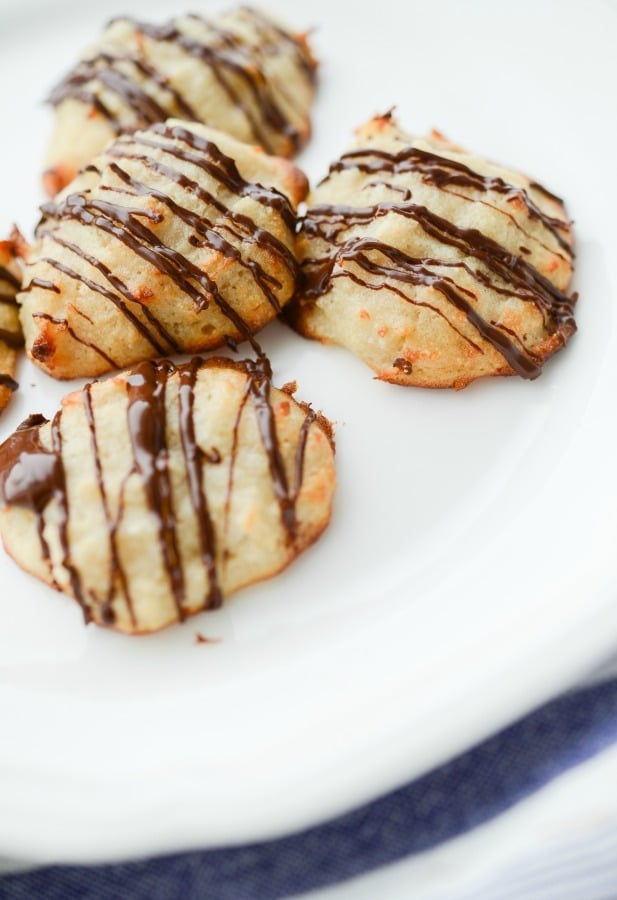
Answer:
[[0, 415, 56, 510]]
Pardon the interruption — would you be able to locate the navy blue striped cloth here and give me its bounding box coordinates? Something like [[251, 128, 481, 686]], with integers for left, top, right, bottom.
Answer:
[[2, 677, 617, 900]]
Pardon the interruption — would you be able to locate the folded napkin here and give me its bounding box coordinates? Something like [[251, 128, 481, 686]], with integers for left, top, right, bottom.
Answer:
[[2, 670, 617, 900]]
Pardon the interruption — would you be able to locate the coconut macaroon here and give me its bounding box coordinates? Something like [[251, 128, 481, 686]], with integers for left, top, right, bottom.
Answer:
[[19, 120, 307, 380], [44, 7, 317, 194], [0, 356, 335, 634], [288, 113, 577, 389], [0, 238, 23, 415]]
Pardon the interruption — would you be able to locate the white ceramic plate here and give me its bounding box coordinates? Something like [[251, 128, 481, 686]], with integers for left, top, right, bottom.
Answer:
[[1, 0, 616, 865]]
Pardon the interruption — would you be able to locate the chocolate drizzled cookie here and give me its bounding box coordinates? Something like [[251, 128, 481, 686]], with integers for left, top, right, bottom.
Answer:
[[44, 7, 317, 193], [288, 113, 577, 389], [20, 120, 307, 379], [0, 356, 335, 633]]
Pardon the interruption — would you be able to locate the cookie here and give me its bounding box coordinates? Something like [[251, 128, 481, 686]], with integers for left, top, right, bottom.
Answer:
[[288, 113, 577, 389], [0, 238, 23, 415], [20, 120, 307, 380], [0, 356, 335, 634], [44, 7, 317, 194]]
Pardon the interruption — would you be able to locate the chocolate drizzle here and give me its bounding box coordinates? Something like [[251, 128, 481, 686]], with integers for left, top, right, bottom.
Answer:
[[0, 414, 57, 510], [0, 262, 22, 349], [82, 382, 128, 627], [47, 8, 314, 156], [0, 414, 61, 577], [224, 354, 308, 546], [246, 358, 297, 536], [0, 263, 20, 294], [33, 311, 119, 368], [0, 259, 22, 397], [37, 237, 176, 356], [326, 146, 573, 255], [125, 360, 186, 620], [106, 157, 286, 314], [177, 358, 222, 611], [0, 357, 320, 627], [0, 374, 19, 393], [301, 142, 577, 381]]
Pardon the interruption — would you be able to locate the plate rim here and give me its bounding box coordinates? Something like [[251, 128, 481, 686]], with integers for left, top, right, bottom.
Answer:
[[1, 0, 616, 864]]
